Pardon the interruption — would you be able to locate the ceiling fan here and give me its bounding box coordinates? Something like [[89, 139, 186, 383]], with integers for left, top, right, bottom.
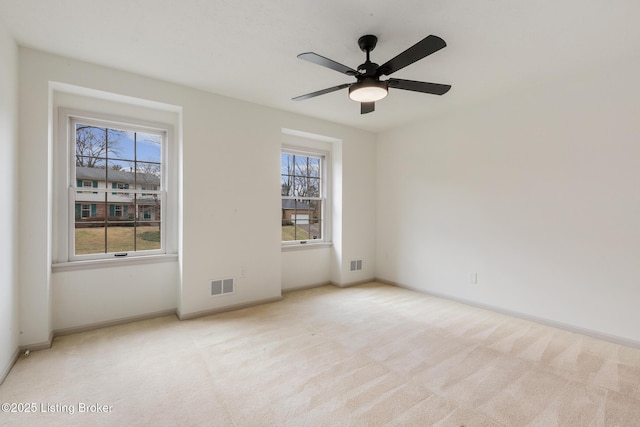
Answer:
[[292, 34, 451, 114]]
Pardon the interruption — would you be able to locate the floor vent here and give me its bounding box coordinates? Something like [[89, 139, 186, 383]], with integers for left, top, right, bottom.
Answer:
[[210, 278, 235, 296], [349, 260, 363, 272]]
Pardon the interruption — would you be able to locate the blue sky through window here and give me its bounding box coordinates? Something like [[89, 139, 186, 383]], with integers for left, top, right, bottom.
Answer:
[[76, 124, 161, 173]]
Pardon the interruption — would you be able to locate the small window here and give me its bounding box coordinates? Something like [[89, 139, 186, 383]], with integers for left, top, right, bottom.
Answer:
[[81, 204, 91, 218], [141, 206, 152, 220], [281, 149, 326, 243]]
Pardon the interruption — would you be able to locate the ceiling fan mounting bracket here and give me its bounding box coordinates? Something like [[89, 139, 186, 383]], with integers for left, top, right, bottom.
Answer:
[[358, 35, 378, 53]]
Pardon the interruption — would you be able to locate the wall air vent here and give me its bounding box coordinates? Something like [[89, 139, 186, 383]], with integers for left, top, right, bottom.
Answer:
[[349, 260, 363, 272], [210, 278, 235, 296]]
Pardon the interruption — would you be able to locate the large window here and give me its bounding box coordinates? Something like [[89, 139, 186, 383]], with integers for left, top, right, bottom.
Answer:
[[281, 149, 326, 243], [68, 116, 166, 260]]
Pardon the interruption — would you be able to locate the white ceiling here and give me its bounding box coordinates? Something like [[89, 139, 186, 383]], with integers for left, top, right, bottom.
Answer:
[[1, 0, 639, 133]]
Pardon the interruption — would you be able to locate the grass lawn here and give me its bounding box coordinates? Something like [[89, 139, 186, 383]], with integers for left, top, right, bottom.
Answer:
[[75, 225, 161, 254], [281, 225, 317, 241]]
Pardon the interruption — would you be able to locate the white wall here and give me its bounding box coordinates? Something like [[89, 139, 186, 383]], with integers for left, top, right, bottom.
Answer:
[[18, 48, 53, 348], [52, 262, 179, 331], [18, 48, 376, 344], [340, 131, 377, 285], [281, 247, 332, 291], [376, 57, 640, 344], [0, 20, 19, 381]]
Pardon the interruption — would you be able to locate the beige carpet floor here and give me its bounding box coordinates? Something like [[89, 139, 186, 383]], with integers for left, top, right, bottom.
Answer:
[[1, 282, 640, 426]]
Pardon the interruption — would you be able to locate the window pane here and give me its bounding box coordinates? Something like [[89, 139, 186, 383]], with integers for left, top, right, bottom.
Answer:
[[306, 199, 322, 240], [76, 125, 108, 160], [136, 162, 161, 188], [291, 176, 320, 197], [108, 129, 134, 161], [108, 159, 134, 175], [292, 176, 320, 197], [136, 223, 161, 251], [74, 194, 105, 215], [295, 221, 312, 240], [76, 156, 106, 170], [294, 155, 320, 177], [137, 191, 161, 206], [137, 133, 162, 163], [76, 159, 106, 192], [75, 223, 106, 255], [107, 226, 135, 253], [312, 219, 322, 240], [108, 193, 135, 222], [307, 157, 321, 178], [136, 198, 161, 221], [281, 153, 294, 175], [282, 221, 307, 241], [281, 176, 294, 196], [76, 163, 105, 190]]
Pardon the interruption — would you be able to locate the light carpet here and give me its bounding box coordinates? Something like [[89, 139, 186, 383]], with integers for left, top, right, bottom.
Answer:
[[1, 282, 640, 426]]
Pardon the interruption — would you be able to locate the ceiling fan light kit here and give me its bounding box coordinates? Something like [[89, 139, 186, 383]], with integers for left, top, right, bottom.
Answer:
[[348, 79, 388, 103], [293, 34, 451, 114]]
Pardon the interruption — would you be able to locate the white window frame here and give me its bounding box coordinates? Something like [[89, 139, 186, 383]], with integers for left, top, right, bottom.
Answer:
[[55, 108, 175, 264], [281, 146, 330, 247]]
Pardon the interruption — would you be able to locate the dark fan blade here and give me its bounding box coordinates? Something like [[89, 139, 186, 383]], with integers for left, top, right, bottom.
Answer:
[[361, 102, 375, 114], [292, 83, 352, 101], [298, 53, 358, 76], [376, 35, 447, 77], [388, 78, 451, 95]]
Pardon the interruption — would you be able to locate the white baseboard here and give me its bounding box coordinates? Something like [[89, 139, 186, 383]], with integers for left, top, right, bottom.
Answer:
[[19, 330, 55, 353], [331, 278, 376, 288], [380, 278, 640, 349], [0, 347, 20, 385], [282, 281, 331, 294], [177, 296, 284, 320], [53, 309, 177, 337]]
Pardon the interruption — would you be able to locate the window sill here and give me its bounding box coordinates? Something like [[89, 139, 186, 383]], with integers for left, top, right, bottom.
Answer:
[[52, 253, 178, 272], [281, 241, 332, 252]]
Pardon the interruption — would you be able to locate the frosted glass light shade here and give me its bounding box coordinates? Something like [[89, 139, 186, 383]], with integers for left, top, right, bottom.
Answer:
[[348, 80, 388, 102]]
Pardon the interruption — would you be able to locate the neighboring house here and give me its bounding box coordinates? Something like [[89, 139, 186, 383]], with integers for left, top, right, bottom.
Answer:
[[281, 199, 317, 224], [75, 166, 161, 224]]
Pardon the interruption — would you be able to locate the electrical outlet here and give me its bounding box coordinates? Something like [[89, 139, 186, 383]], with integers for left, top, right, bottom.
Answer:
[[469, 272, 477, 284]]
